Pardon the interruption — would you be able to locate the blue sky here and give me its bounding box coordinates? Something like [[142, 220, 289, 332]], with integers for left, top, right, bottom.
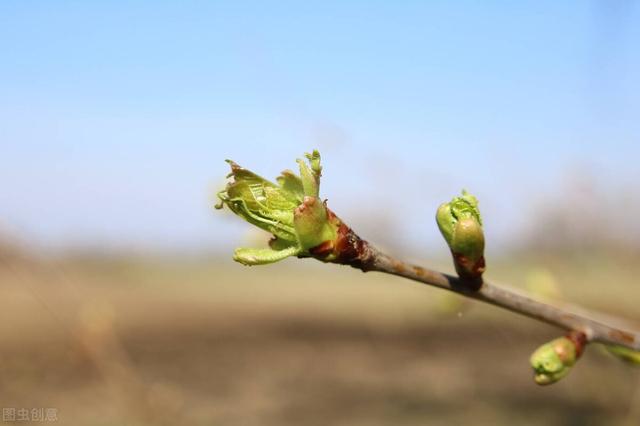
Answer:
[[1, 1, 639, 253]]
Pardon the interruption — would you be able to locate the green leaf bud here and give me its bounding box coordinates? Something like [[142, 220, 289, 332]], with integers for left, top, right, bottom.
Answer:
[[530, 335, 584, 385], [436, 190, 486, 281], [293, 196, 337, 251]]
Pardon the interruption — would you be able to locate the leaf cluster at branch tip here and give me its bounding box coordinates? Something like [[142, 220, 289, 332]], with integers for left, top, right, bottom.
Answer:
[[216, 150, 339, 265]]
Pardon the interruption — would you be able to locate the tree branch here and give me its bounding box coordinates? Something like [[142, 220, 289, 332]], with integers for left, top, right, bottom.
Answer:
[[354, 243, 640, 351], [215, 149, 640, 383]]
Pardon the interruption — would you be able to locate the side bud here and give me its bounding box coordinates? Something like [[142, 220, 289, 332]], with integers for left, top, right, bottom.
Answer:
[[436, 190, 485, 283], [293, 196, 337, 251], [530, 332, 586, 385]]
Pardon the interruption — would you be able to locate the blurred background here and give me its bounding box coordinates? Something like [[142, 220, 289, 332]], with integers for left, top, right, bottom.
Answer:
[[1, 1, 639, 425]]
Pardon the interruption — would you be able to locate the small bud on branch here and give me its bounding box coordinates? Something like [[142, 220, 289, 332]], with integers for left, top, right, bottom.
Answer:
[[436, 190, 486, 285], [530, 332, 586, 385]]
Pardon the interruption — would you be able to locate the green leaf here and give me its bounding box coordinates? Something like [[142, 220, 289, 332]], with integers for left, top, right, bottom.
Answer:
[[216, 150, 344, 266], [305, 150, 322, 176], [217, 160, 301, 242], [276, 170, 304, 203], [233, 245, 300, 266], [297, 150, 321, 198], [605, 345, 640, 366]]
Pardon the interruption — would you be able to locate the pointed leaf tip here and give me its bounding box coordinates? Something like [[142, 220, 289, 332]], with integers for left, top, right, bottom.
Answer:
[[304, 150, 322, 176]]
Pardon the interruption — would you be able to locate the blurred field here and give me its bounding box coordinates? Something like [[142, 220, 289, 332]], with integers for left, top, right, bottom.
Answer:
[[0, 247, 639, 425]]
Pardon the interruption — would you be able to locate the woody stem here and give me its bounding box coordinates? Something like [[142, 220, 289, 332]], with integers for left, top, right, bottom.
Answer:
[[346, 242, 640, 351]]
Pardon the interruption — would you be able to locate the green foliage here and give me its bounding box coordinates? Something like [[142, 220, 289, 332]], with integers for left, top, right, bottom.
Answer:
[[216, 150, 339, 265]]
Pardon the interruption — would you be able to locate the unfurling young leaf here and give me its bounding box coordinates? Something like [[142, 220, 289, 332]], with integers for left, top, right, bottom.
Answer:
[[215, 150, 344, 265]]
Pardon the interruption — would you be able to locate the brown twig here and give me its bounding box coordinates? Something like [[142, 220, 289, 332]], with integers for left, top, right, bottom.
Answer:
[[329, 228, 640, 351]]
